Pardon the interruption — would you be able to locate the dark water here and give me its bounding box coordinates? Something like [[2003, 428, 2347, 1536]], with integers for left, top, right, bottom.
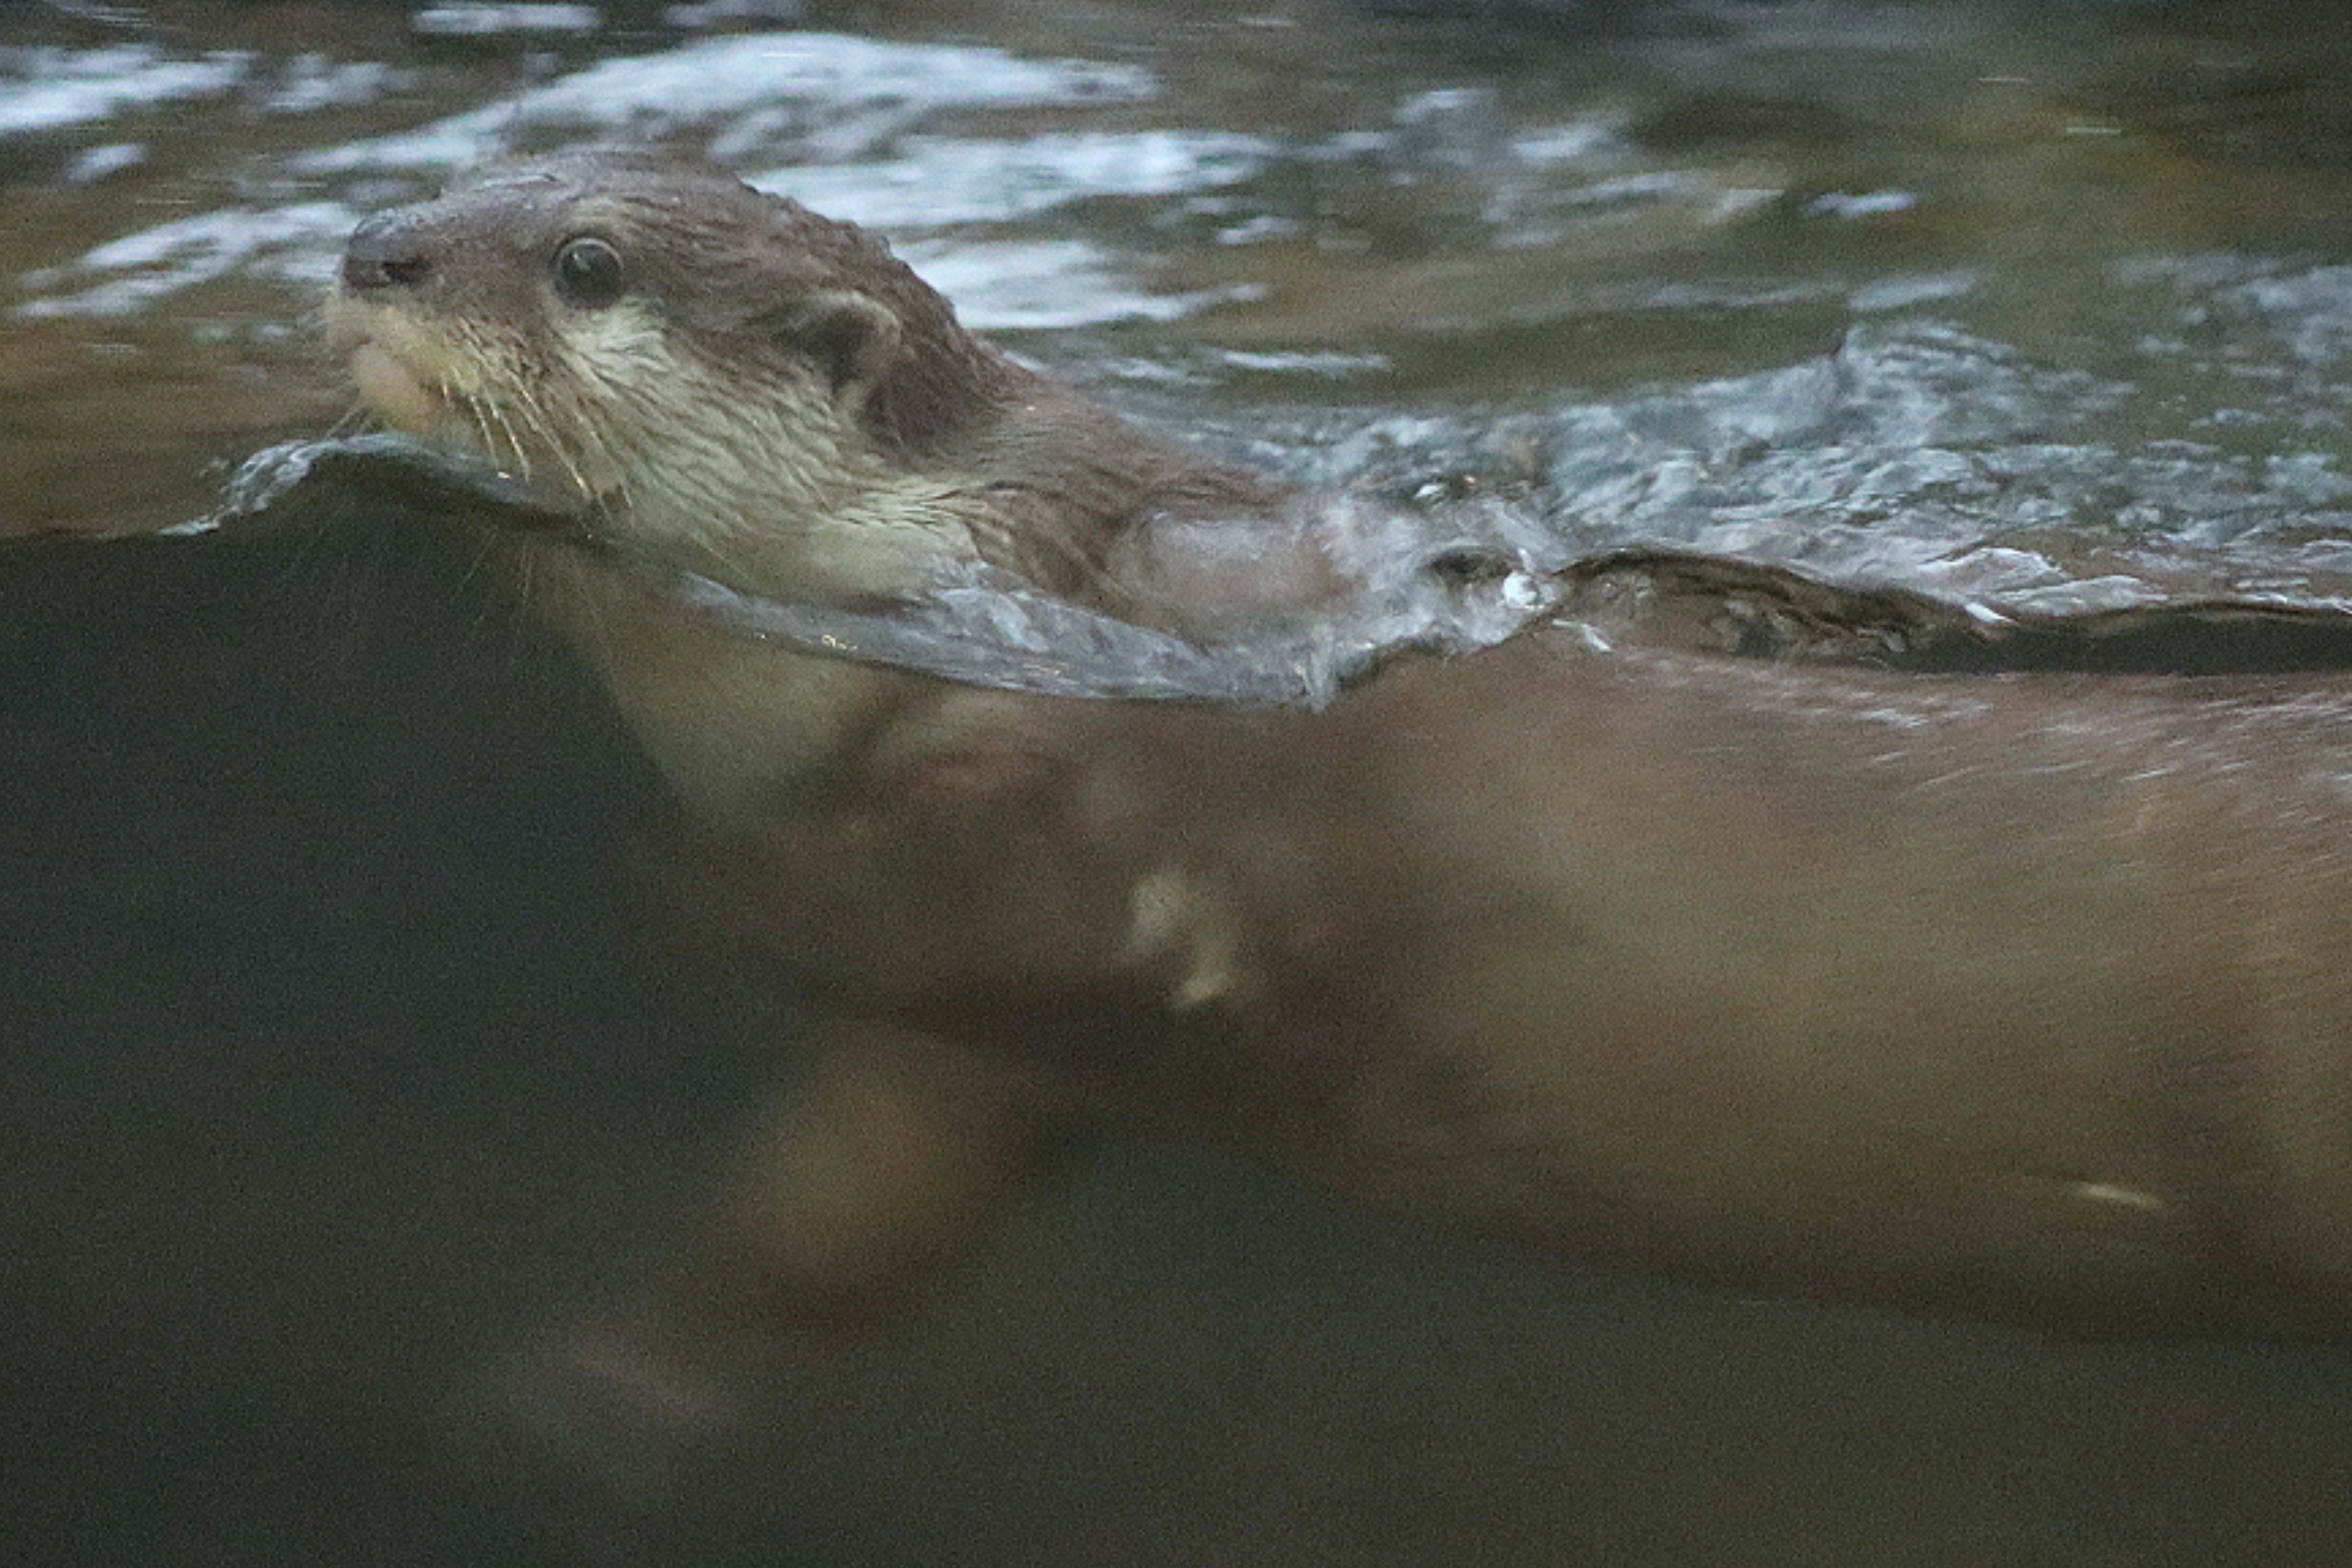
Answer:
[[9, 2, 2352, 1564]]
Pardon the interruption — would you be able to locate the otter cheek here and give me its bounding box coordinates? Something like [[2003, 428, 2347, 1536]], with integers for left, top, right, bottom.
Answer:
[[349, 341, 445, 434]]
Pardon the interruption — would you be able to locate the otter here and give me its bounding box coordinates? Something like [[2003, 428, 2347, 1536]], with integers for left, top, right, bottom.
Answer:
[[325, 153, 2352, 1351]]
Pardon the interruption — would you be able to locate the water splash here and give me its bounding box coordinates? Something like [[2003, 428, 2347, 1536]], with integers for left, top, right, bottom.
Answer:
[[205, 435, 1569, 707]]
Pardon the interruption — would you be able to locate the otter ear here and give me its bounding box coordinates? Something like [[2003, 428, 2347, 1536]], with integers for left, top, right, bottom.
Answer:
[[770, 289, 903, 413]]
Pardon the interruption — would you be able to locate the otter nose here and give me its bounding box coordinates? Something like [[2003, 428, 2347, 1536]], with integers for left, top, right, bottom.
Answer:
[[342, 210, 436, 293]]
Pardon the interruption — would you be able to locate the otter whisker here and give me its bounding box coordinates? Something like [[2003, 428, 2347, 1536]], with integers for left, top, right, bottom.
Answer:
[[565, 399, 640, 519], [461, 397, 500, 459], [442, 376, 499, 459], [517, 389, 603, 508], [462, 395, 522, 475], [505, 528, 535, 619], [484, 402, 540, 480]]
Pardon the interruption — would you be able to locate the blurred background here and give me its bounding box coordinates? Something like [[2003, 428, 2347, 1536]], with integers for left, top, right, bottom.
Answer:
[[6, 2, 2352, 1563]]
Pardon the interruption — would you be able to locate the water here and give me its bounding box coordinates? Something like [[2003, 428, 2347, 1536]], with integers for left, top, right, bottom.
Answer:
[[7, 2, 2352, 1564]]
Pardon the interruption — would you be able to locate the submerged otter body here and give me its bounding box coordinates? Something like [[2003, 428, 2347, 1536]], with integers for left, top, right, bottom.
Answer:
[[715, 635, 2352, 1336], [330, 153, 2352, 1343]]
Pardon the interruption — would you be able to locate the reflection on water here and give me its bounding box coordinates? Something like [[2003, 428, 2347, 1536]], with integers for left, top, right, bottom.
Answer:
[[285, 31, 1155, 176], [0, 43, 251, 137], [9, 2, 2352, 1565], [21, 200, 356, 318]]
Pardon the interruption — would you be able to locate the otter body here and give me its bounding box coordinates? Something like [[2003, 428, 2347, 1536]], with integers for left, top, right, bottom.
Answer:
[[705, 638, 2352, 1336], [330, 154, 2352, 1340]]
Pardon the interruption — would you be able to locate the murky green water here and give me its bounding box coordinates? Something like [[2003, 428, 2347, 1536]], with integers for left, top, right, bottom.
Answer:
[[8, 3, 2352, 1564]]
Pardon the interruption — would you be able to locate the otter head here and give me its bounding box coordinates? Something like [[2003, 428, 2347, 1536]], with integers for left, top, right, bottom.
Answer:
[[327, 151, 1028, 596]]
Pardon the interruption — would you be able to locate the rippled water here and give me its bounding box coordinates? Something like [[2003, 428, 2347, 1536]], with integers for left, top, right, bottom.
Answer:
[[13, 0, 2352, 614], [10, 4, 2352, 1567]]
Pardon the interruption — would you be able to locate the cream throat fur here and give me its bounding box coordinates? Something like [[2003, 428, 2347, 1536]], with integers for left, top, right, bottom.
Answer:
[[333, 274, 985, 607], [493, 530, 920, 827]]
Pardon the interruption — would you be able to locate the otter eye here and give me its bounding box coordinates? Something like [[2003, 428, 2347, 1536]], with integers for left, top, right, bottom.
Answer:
[[551, 235, 625, 309]]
